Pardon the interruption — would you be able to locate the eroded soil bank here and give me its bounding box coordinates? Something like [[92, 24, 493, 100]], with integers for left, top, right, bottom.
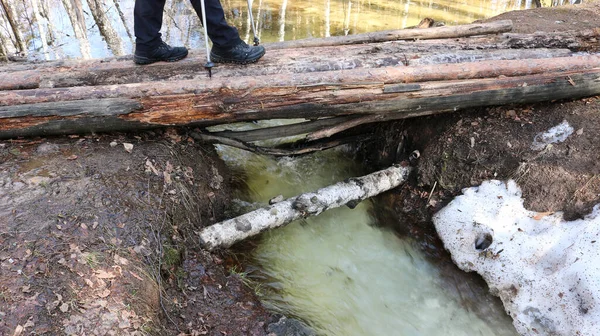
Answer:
[[0, 130, 280, 335]]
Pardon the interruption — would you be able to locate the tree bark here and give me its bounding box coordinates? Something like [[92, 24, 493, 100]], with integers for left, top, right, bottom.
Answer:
[[198, 164, 412, 250], [1, 65, 599, 139], [0, 46, 578, 90], [30, 0, 50, 60]]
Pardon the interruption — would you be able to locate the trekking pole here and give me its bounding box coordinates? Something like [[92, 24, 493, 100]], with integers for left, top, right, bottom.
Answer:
[[200, 0, 214, 77], [247, 0, 260, 46]]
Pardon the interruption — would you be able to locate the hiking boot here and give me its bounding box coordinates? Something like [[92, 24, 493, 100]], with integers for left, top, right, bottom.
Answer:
[[210, 40, 265, 64], [134, 41, 188, 65]]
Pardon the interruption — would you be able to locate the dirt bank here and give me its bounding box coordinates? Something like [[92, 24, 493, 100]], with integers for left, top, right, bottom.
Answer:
[[0, 129, 277, 335]]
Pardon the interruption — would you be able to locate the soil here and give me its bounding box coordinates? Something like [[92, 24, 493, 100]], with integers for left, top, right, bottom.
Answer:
[[0, 129, 274, 335], [2, 2, 600, 335]]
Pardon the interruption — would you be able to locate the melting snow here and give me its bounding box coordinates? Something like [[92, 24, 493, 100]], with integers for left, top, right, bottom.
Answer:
[[433, 180, 600, 336]]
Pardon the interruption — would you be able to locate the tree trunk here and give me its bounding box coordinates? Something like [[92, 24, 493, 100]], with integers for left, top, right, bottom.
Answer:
[[0, 0, 27, 54], [30, 0, 49, 60], [86, 0, 124, 56], [198, 164, 412, 250], [266, 20, 513, 49], [0, 45, 579, 90], [1, 62, 599, 139], [61, 0, 92, 58]]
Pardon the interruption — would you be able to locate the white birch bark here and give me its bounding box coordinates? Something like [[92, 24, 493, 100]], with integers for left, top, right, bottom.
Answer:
[[199, 165, 412, 250]]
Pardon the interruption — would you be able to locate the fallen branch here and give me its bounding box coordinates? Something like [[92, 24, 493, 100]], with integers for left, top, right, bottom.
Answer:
[[191, 131, 373, 156], [266, 20, 513, 50], [199, 164, 412, 250]]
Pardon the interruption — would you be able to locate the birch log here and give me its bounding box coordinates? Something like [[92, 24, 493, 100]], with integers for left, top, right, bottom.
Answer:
[[199, 164, 412, 250]]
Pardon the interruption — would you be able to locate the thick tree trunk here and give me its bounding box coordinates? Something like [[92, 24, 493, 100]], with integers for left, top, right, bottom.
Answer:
[[198, 164, 412, 250], [0, 46, 579, 90], [1, 61, 599, 139]]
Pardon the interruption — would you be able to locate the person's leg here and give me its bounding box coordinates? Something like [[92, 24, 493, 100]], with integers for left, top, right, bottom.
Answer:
[[133, 0, 188, 64], [134, 0, 166, 51], [190, 0, 265, 64], [189, 0, 241, 47]]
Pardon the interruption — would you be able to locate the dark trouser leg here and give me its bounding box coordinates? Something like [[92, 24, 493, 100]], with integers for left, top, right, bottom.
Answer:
[[189, 0, 242, 47], [134, 0, 166, 51]]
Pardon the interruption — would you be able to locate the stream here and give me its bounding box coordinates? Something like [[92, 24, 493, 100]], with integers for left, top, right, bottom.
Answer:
[[215, 132, 518, 335]]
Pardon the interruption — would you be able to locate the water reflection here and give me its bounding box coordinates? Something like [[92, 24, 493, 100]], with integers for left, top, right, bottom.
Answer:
[[0, 0, 581, 60]]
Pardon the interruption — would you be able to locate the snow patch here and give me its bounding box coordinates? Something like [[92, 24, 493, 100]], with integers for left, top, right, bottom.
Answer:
[[531, 120, 574, 150], [433, 180, 600, 336]]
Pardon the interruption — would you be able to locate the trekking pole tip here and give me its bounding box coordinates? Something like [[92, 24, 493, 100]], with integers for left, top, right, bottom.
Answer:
[[205, 62, 214, 78]]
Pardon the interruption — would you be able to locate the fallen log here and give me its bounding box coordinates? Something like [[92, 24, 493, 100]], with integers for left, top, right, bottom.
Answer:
[[0, 46, 575, 90], [1, 56, 600, 139], [198, 164, 412, 250], [265, 20, 513, 49]]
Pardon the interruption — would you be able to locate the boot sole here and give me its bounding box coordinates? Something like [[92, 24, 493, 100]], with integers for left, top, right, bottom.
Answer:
[[134, 52, 188, 65], [210, 50, 265, 65]]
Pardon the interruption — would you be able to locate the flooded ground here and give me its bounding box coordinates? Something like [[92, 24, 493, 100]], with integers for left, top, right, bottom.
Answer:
[[0, 0, 580, 60]]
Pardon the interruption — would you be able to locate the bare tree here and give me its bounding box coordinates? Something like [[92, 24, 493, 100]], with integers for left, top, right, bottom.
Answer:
[[0, 0, 27, 54], [61, 0, 92, 58], [30, 0, 50, 59], [278, 0, 288, 41], [86, 0, 124, 55], [112, 0, 133, 45]]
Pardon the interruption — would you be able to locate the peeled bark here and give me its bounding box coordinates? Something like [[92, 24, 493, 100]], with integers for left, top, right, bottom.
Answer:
[[1, 66, 599, 139], [199, 164, 412, 250]]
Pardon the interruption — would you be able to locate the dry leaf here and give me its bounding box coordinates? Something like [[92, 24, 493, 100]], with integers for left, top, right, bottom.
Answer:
[[113, 254, 129, 266], [95, 270, 116, 279], [123, 143, 134, 153], [85, 279, 94, 287], [129, 271, 144, 281], [97, 289, 111, 298], [145, 160, 160, 175], [21, 285, 31, 293], [12, 325, 24, 336]]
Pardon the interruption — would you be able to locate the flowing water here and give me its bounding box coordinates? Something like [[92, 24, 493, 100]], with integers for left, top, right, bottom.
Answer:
[[214, 121, 518, 334]]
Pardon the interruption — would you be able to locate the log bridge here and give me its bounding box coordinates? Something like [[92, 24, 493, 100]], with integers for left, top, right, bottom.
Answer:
[[1, 20, 600, 154]]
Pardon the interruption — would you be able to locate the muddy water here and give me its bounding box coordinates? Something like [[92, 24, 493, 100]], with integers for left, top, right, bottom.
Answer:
[[1, 0, 576, 60], [214, 134, 517, 335]]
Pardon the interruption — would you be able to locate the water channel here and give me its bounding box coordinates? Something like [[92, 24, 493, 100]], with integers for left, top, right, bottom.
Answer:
[[1, 0, 575, 333]]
